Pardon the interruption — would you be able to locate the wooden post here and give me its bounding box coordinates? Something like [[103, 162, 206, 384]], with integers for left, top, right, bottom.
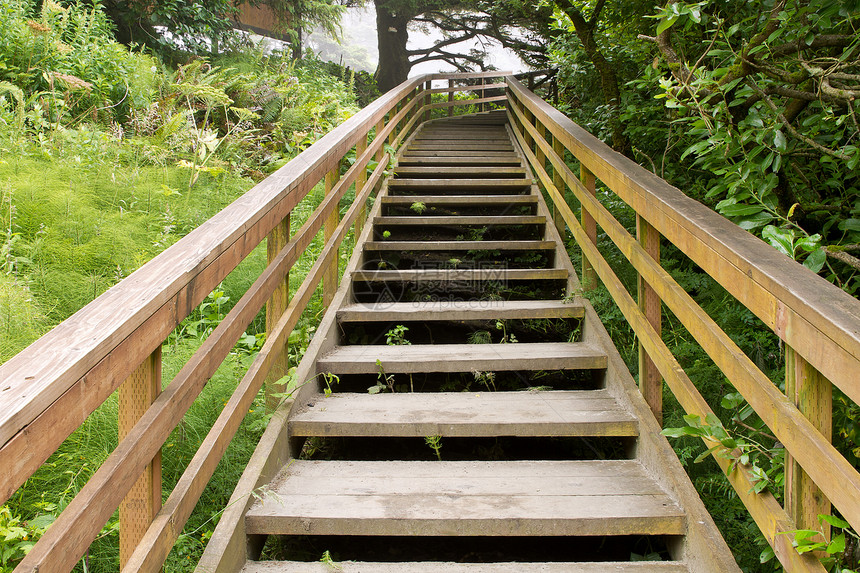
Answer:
[[324, 162, 341, 307], [265, 215, 290, 410], [376, 118, 386, 157], [580, 164, 598, 291], [551, 137, 566, 237], [386, 112, 396, 147], [785, 348, 832, 539], [480, 79, 486, 112], [424, 81, 431, 123], [448, 79, 454, 117], [355, 135, 368, 241], [637, 215, 662, 423], [118, 349, 162, 568]]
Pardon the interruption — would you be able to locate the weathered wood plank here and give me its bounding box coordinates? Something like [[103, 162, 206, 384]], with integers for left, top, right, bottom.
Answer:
[[381, 195, 536, 205], [351, 268, 567, 282], [245, 460, 685, 537], [389, 179, 531, 189], [401, 150, 520, 158], [336, 299, 585, 322], [290, 390, 638, 437], [241, 562, 690, 573], [317, 342, 607, 374], [373, 215, 543, 225], [364, 240, 555, 251], [397, 157, 522, 166], [393, 166, 527, 177]]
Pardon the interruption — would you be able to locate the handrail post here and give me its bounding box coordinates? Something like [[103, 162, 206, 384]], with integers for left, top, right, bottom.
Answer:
[[636, 215, 662, 423], [324, 161, 341, 307], [118, 349, 162, 568], [580, 164, 598, 291], [785, 348, 832, 538], [424, 80, 431, 123], [448, 79, 454, 117], [551, 136, 566, 237], [265, 215, 290, 410], [355, 134, 369, 242]]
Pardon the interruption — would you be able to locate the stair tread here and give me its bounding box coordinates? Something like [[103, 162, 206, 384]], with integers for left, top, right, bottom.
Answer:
[[381, 195, 536, 204], [290, 390, 638, 438], [242, 562, 690, 572], [337, 299, 584, 321], [245, 460, 685, 537], [393, 167, 526, 177], [317, 342, 607, 374], [397, 157, 522, 166], [389, 179, 530, 187], [364, 240, 555, 251], [373, 215, 543, 225], [352, 268, 567, 282]]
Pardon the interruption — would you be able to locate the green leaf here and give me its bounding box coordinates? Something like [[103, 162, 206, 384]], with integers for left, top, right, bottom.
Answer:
[[839, 219, 860, 233], [803, 248, 826, 273], [721, 392, 745, 409], [737, 212, 774, 230], [827, 532, 846, 554], [721, 204, 764, 217], [656, 14, 680, 34], [819, 514, 851, 529], [774, 129, 787, 151], [762, 225, 795, 257]]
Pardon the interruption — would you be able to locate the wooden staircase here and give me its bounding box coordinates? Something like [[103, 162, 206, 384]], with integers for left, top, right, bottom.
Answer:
[[219, 112, 740, 572]]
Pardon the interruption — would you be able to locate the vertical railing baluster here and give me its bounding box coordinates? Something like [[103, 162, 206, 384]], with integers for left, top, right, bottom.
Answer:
[[785, 349, 832, 538], [265, 215, 290, 410], [448, 79, 454, 117], [580, 165, 598, 291], [549, 135, 566, 237], [323, 161, 341, 307], [636, 215, 662, 423], [118, 349, 162, 569], [355, 134, 368, 241], [424, 80, 431, 123]]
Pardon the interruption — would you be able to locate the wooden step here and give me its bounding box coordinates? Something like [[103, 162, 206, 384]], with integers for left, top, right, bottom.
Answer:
[[242, 562, 691, 572], [374, 215, 543, 226], [408, 144, 514, 151], [316, 342, 607, 374], [394, 166, 527, 178], [337, 299, 585, 321], [388, 179, 530, 190], [244, 460, 686, 537], [400, 150, 520, 158], [381, 195, 536, 205], [396, 157, 522, 166], [290, 390, 638, 438], [352, 268, 567, 283], [364, 239, 555, 251]]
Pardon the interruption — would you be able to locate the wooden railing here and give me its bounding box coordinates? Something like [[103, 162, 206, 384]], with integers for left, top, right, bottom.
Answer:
[[0, 71, 508, 573], [506, 76, 860, 573]]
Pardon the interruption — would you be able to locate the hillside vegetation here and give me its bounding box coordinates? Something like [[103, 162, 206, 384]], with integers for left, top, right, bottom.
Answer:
[[0, 1, 361, 570]]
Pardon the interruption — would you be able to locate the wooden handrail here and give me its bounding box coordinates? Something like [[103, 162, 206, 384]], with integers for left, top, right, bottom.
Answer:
[[506, 77, 860, 405], [506, 75, 860, 572], [0, 72, 500, 573]]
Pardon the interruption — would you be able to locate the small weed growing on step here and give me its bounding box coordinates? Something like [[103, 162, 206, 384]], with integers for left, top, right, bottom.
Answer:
[[472, 370, 496, 391], [382, 230, 391, 239], [410, 201, 427, 214], [468, 330, 492, 344], [321, 372, 339, 397], [425, 435, 443, 461], [369, 359, 395, 394], [385, 325, 410, 346], [320, 550, 342, 571], [496, 320, 518, 343]]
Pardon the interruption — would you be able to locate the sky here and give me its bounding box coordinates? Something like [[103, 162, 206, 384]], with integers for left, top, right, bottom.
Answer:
[[306, 6, 527, 76]]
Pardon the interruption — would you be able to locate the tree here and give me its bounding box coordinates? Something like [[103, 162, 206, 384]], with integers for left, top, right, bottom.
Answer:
[[260, 0, 346, 59], [373, 0, 545, 91], [641, 0, 860, 281]]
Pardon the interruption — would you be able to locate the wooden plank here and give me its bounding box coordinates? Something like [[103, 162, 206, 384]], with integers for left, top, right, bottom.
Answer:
[[393, 166, 526, 177], [401, 150, 520, 158], [352, 268, 567, 282], [580, 164, 598, 290], [336, 299, 585, 321], [373, 215, 543, 226], [389, 179, 530, 189], [317, 342, 607, 374], [241, 562, 691, 572], [324, 164, 341, 307], [409, 143, 513, 151], [245, 460, 685, 537], [290, 390, 638, 437], [637, 215, 662, 424], [364, 240, 555, 251], [265, 215, 290, 410], [506, 76, 860, 406], [428, 82, 506, 95], [381, 195, 536, 205], [397, 157, 522, 166], [785, 348, 832, 537], [507, 113, 829, 572], [118, 350, 161, 569], [427, 94, 507, 110]]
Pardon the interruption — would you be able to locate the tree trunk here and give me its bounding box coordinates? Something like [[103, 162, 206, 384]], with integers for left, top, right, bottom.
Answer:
[[374, 0, 413, 92]]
